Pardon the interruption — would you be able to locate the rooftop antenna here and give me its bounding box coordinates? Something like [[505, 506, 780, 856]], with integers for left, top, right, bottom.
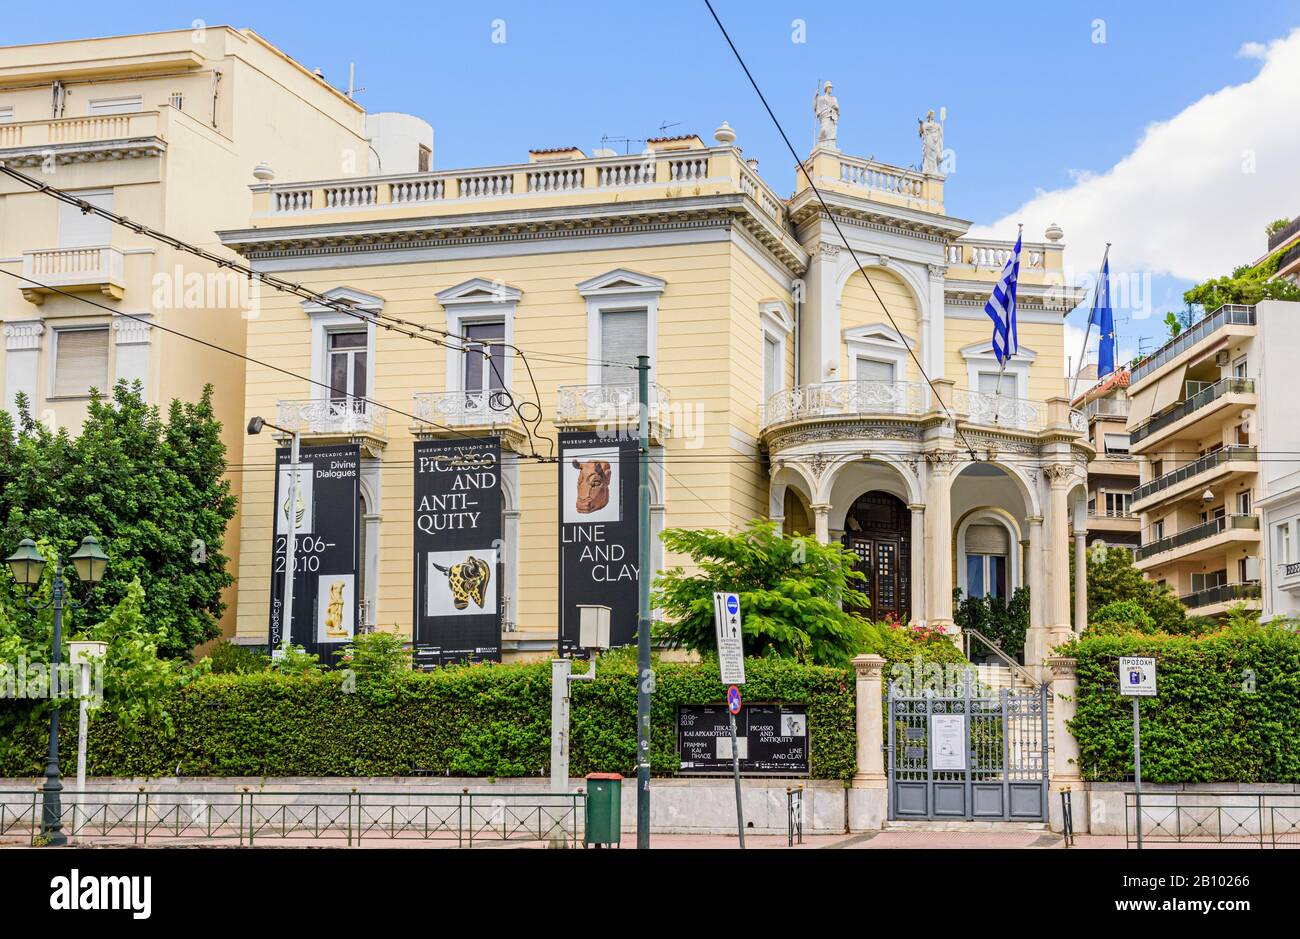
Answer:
[[657, 120, 681, 135], [347, 63, 366, 99]]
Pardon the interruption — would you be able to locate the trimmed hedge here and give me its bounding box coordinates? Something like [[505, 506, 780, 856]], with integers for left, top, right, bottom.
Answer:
[[0, 654, 856, 780], [1069, 626, 1300, 783]]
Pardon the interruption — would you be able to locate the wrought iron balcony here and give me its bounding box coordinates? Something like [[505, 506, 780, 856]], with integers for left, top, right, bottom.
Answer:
[[761, 380, 929, 428], [1178, 580, 1260, 610], [1135, 514, 1258, 562], [412, 389, 521, 431], [276, 397, 387, 438], [1131, 446, 1257, 505], [1130, 305, 1255, 385], [1130, 377, 1255, 445]]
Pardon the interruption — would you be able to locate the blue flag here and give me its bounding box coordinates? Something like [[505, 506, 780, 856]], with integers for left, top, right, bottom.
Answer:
[[1091, 257, 1115, 378], [983, 232, 1021, 365]]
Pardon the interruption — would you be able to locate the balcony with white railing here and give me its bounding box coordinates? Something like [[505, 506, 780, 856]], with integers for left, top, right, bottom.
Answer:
[[761, 380, 930, 429], [19, 246, 125, 304], [0, 110, 166, 152], [947, 240, 1047, 272], [411, 389, 525, 439], [554, 382, 671, 441], [276, 397, 388, 444]]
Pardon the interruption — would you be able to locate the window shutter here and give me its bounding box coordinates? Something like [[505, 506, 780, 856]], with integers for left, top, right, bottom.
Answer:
[[856, 357, 895, 382], [87, 95, 143, 115], [965, 523, 1010, 555], [600, 309, 647, 385], [977, 371, 1003, 394], [53, 327, 109, 397], [58, 190, 113, 248], [764, 335, 782, 401]]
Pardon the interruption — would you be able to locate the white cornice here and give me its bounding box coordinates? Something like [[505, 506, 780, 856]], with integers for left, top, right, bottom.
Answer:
[[0, 137, 166, 167]]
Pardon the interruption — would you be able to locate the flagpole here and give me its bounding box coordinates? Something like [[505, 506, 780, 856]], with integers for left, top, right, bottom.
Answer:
[[990, 224, 1023, 420], [1070, 243, 1112, 401]]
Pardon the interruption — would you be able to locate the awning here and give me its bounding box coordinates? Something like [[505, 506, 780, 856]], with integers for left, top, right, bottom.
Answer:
[[1127, 368, 1184, 429], [1152, 369, 1185, 414]]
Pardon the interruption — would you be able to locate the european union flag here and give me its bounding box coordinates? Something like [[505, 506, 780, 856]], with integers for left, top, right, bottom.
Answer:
[[1091, 257, 1115, 378]]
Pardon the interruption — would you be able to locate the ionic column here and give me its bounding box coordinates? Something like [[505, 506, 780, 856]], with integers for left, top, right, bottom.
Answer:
[[1046, 465, 1073, 629], [908, 503, 926, 624], [1073, 530, 1088, 633], [1026, 516, 1045, 629], [852, 654, 887, 784], [812, 503, 831, 544], [923, 451, 957, 631]]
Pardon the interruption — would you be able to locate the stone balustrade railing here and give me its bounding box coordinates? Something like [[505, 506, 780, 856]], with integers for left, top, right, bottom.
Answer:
[[837, 155, 927, 199], [0, 111, 164, 149], [412, 390, 520, 428], [276, 397, 388, 437], [947, 240, 1046, 270], [255, 147, 786, 220], [761, 380, 930, 427]]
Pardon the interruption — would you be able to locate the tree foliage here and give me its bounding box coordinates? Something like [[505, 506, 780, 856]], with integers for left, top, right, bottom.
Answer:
[[0, 382, 236, 657], [652, 519, 870, 666], [1182, 254, 1300, 313], [1076, 545, 1186, 633]]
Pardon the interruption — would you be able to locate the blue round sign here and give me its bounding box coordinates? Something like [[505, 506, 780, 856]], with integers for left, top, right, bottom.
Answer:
[[725, 595, 740, 616], [727, 685, 742, 714]]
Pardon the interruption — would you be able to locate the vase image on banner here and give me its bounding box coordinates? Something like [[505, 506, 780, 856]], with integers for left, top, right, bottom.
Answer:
[[274, 465, 314, 535], [426, 548, 498, 617], [317, 573, 354, 642], [563, 447, 621, 524]]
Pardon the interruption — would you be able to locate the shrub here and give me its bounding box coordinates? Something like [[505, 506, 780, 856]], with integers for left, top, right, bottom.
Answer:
[[1065, 624, 1300, 783], [954, 587, 1030, 658], [1087, 600, 1157, 635], [206, 640, 270, 675]]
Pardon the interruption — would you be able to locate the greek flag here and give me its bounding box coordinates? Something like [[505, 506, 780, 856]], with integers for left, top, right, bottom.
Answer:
[[983, 232, 1022, 365]]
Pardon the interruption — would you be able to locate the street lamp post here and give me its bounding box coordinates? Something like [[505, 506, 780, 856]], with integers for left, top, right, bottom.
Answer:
[[248, 416, 301, 656], [5, 535, 109, 846]]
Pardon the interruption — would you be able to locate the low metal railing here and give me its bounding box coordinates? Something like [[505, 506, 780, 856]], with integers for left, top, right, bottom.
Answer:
[[1130, 377, 1255, 445], [1131, 446, 1256, 505], [1060, 788, 1075, 848], [1135, 514, 1258, 562], [1124, 791, 1300, 848], [1130, 305, 1255, 384], [0, 787, 585, 848], [786, 786, 804, 846], [1178, 580, 1261, 610]]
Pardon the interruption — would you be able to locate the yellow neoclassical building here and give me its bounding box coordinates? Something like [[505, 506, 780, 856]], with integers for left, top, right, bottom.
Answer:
[[220, 91, 1092, 667], [0, 26, 432, 640]]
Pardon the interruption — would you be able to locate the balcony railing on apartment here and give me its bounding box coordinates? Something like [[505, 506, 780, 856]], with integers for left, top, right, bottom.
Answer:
[[1089, 510, 1136, 520], [1130, 305, 1256, 384], [19, 246, 125, 301], [0, 111, 164, 150], [1268, 216, 1300, 252], [1081, 397, 1129, 421], [1179, 580, 1261, 610], [1131, 446, 1257, 505], [1130, 377, 1255, 445], [1135, 514, 1258, 562], [554, 382, 670, 428], [276, 397, 387, 437], [412, 390, 519, 430], [761, 380, 930, 427]]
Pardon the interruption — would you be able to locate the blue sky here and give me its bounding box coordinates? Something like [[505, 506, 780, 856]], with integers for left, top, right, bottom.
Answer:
[[5, 1, 1298, 367]]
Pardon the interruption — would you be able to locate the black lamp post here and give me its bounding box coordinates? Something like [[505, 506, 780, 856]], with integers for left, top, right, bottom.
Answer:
[[5, 536, 108, 845]]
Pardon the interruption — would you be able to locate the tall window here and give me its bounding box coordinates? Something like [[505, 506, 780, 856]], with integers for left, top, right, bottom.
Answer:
[[1104, 491, 1132, 516], [856, 357, 895, 383], [977, 371, 1003, 395], [1277, 523, 1291, 565], [58, 190, 112, 248], [52, 326, 110, 398], [600, 309, 647, 385], [763, 334, 782, 404], [1237, 491, 1252, 515], [1233, 355, 1248, 379], [463, 321, 505, 395], [327, 330, 368, 402], [965, 523, 1009, 598]]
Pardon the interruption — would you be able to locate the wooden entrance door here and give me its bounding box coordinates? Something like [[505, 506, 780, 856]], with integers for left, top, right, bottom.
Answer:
[[843, 492, 910, 622]]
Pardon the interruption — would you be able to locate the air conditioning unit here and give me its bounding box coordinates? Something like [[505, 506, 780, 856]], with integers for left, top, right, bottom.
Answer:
[[1215, 350, 1230, 367]]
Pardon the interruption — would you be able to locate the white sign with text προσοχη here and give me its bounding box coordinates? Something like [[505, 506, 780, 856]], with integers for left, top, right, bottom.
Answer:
[[1119, 656, 1157, 696], [713, 591, 745, 685]]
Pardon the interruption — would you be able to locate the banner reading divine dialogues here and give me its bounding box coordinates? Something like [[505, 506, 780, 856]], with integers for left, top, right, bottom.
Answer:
[[412, 437, 503, 668], [268, 443, 361, 663], [558, 430, 639, 655]]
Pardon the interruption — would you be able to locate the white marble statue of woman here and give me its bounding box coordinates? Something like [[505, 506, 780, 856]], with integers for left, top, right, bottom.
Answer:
[[918, 109, 943, 174], [814, 81, 839, 150]]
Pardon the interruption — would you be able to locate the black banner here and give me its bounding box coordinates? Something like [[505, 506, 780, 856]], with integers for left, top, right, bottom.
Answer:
[[677, 704, 809, 775], [268, 443, 361, 663], [412, 437, 503, 668], [558, 430, 639, 655]]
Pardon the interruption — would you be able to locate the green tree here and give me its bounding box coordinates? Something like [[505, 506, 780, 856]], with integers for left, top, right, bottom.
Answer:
[[1183, 256, 1300, 313], [0, 382, 236, 657], [1079, 546, 1186, 632], [652, 519, 869, 666], [1265, 217, 1291, 238]]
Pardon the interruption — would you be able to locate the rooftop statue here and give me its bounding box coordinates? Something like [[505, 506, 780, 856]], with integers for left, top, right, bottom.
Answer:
[[919, 109, 943, 175], [814, 81, 839, 151]]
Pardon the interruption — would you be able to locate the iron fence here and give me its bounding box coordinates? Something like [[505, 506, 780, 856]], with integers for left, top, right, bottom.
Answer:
[[786, 786, 804, 846], [0, 787, 585, 848], [1123, 792, 1300, 848]]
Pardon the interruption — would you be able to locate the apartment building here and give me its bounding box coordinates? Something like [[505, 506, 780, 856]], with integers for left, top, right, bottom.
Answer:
[[216, 89, 1092, 667], [1071, 367, 1139, 553], [1126, 300, 1300, 616], [0, 27, 429, 639]]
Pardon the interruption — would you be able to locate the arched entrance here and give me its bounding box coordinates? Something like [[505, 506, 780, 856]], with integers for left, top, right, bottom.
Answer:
[[842, 491, 910, 622]]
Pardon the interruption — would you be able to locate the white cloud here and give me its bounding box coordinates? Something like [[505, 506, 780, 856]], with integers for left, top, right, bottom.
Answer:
[[1238, 41, 1268, 60], [973, 29, 1300, 283]]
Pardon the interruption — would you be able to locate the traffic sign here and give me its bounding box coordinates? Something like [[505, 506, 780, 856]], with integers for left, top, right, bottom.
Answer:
[[727, 685, 742, 715], [1119, 656, 1157, 696], [712, 591, 746, 685]]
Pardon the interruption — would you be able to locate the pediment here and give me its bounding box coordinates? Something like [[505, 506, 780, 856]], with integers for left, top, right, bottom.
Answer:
[[436, 277, 522, 305], [576, 268, 666, 297]]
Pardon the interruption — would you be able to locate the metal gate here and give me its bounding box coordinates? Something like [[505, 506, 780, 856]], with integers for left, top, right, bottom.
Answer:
[[887, 679, 1049, 821]]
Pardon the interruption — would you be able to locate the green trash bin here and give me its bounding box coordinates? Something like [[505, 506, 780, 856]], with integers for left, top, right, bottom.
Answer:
[[584, 772, 623, 848]]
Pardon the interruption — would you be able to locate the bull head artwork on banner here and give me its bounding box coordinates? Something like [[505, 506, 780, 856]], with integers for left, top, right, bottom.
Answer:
[[573, 459, 611, 514], [431, 555, 492, 610]]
